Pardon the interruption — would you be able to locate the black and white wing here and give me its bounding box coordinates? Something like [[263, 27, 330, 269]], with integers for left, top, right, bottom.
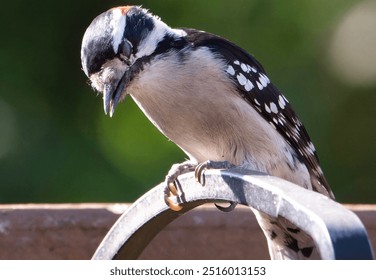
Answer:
[[184, 28, 333, 199]]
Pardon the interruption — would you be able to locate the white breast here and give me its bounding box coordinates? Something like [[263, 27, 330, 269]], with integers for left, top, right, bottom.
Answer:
[[128, 47, 311, 188]]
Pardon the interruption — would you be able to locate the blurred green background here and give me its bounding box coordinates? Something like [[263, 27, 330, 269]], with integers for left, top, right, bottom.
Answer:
[[0, 0, 375, 204]]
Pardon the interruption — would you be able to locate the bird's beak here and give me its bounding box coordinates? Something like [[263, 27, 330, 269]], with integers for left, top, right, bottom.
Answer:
[[103, 72, 128, 117]]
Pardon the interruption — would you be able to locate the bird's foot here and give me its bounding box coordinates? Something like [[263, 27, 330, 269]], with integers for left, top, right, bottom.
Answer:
[[164, 161, 196, 211], [195, 160, 238, 212], [164, 160, 238, 212]]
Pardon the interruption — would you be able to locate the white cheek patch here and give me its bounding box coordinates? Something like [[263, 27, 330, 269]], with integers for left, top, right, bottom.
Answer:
[[136, 15, 186, 59], [111, 9, 126, 53], [137, 18, 168, 58]]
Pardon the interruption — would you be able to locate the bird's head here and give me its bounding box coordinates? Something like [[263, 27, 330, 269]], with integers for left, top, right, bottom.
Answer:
[[80, 6, 186, 117]]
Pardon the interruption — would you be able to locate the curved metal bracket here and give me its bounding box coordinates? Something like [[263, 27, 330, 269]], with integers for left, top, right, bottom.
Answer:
[[92, 168, 374, 260]]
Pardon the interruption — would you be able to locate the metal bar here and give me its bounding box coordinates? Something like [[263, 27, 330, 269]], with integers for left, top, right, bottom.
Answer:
[[92, 168, 374, 260]]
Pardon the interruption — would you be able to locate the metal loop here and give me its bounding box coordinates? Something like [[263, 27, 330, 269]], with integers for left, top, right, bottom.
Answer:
[[92, 168, 374, 260]]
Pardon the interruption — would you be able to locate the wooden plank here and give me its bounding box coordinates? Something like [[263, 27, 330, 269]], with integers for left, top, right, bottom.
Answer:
[[0, 204, 374, 259]]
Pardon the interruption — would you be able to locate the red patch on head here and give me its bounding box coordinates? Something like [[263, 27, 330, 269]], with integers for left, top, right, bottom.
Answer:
[[115, 6, 133, 15]]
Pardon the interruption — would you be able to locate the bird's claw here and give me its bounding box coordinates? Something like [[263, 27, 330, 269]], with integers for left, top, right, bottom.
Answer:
[[164, 161, 196, 211], [164, 179, 183, 211], [195, 160, 236, 185], [164, 192, 183, 211], [214, 201, 238, 212], [164, 178, 183, 211], [168, 181, 178, 196]]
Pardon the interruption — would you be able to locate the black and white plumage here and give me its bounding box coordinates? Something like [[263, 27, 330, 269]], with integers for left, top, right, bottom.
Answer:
[[81, 6, 335, 259]]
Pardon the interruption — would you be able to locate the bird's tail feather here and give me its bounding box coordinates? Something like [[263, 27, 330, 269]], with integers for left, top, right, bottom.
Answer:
[[252, 209, 320, 260]]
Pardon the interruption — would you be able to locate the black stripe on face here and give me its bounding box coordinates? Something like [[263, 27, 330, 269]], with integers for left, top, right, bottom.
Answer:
[[123, 7, 155, 54]]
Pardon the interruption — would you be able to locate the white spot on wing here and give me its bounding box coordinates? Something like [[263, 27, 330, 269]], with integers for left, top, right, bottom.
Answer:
[[270, 102, 278, 113], [278, 95, 286, 109], [234, 60, 240, 65], [292, 117, 302, 127], [317, 166, 323, 175], [307, 142, 316, 155], [292, 127, 299, 136], [227, 65, 235, 76], [265, 104, 271, 113], [237, 73, 247, 85], [256, 81, 263, 90], [262, 73, 270, 84], [269, 121, 276, 129], [244, 79, 254, 91], [308, 141, 316, 152], [241, 63, 248, 72], [305, 146, 314, 156], [259, 74, 269, 88]]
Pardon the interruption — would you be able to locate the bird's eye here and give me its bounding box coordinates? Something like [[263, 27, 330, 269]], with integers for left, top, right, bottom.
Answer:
[[119, 39, 133, 60]]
